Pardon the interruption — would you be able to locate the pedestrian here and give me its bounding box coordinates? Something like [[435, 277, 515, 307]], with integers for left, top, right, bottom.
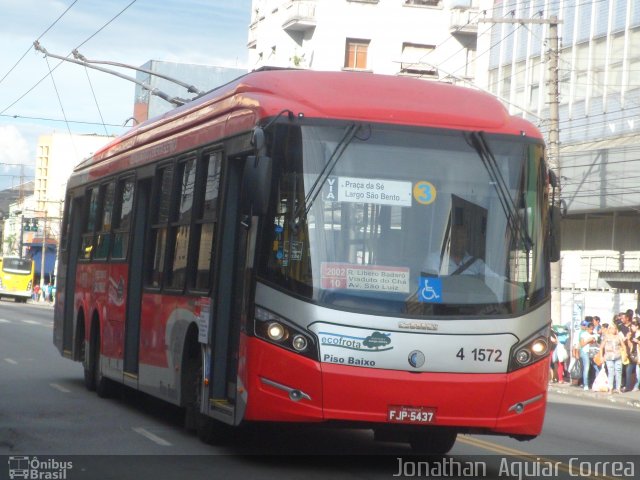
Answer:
[[630, 322, 640, 392], [619, 312, 634, 391], [579, 321, 597, 390], [600, 324, 625, 393], [33, 284, 40, 302]]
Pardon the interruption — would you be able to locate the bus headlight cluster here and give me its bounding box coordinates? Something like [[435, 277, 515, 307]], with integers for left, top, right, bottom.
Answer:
[[254, 306, 318, 360], [508, 326, 550, 372]]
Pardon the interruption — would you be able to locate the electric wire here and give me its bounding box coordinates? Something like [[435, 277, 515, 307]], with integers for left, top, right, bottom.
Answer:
[[0, 0, 79, 88]]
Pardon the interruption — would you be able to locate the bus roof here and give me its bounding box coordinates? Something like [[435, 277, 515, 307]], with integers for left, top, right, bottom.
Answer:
[[73, 69, 542, 182]]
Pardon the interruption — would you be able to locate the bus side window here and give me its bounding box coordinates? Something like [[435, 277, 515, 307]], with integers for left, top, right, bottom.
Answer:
[[189, 151, 221, 291], [145, 164, 174, 289], [166, 158, 196, 290], [93, 182, 115, 260], [111, 178, 135, 260], [80, 187, 100, 260]]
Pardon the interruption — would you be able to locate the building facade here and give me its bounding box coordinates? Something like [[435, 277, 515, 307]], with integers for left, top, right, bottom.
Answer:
[[3, 133, 113, 281], [476, 0, 640, 323], [248, 0, 479, 83], [133, 60, 247, 124]]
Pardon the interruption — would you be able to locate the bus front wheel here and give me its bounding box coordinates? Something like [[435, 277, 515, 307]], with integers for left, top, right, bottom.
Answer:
[[408, 429, 457, 455]]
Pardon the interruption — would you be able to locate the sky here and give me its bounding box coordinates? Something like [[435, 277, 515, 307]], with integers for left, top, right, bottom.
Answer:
[[0, 0, 252, 191]]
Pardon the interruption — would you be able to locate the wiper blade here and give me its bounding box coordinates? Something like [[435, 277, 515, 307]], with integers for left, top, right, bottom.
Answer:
[[468, 131, 533, 252], [291, 123, 361, 227]]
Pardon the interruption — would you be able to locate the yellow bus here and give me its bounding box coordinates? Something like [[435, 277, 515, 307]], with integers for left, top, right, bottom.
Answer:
[[0, 256, 34, 303]]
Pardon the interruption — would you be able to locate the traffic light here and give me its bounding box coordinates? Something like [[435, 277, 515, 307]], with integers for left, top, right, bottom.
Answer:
[[21, 218, 39, 231]]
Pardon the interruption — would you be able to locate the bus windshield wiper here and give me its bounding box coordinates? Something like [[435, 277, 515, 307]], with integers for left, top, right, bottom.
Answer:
[[291, 123, 361, 228], [468, 131, 533, 253]]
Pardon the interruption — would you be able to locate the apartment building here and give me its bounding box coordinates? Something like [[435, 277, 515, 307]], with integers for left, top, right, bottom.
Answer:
[[248, 0, 479, 83]]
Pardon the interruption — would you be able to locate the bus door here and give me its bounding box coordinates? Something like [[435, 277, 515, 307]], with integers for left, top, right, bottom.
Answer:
[[58, 196, 84, 356], [123, 177, 150, 379], [207, 153, 251, 417]]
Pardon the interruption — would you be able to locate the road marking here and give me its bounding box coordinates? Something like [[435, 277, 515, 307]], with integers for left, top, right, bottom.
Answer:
[[132, 427, 172, 446], [0, 319, 10, 323], [4, 358, 18, 365], [22, 320, 41, 325], [49, 383, 71, 393], [459, 435, 619, 480]]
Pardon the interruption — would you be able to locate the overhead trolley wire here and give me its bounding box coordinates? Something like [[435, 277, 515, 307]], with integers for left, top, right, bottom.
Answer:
[[0, 0, 79, 88]]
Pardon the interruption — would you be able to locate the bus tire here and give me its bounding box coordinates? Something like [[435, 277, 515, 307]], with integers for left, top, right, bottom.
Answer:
[[183, 342, 229, 445], [92, 328, 114, 398], [409, 429, 457, 455], [80, 314, 97, 391]]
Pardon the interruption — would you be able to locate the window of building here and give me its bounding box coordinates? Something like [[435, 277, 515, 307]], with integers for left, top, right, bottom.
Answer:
[[403, 0, 441, 6], [400, 42, 436, 76], [344, 38, 370, 70]]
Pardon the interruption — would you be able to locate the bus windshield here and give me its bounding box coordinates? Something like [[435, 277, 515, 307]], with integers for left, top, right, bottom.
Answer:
[[257, 122, 549, 317], [2, 258, 33, 274]]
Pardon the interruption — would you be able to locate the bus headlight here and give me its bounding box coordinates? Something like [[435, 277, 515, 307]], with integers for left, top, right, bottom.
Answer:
[[254, 306, 318, 360], [508, 326, 550, 372], [267, 322, 287, 342]]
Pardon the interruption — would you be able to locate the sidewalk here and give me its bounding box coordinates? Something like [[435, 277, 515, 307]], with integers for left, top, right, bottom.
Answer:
[[548, 381, 640, 409]]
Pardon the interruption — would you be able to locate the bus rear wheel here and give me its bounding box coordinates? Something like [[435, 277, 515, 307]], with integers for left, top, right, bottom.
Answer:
[[408, 429, 457, 455], [91, 328, 114, 398]]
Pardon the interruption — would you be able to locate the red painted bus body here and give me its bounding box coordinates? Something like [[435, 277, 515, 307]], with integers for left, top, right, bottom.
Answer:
[[54, 70, 554, 453]]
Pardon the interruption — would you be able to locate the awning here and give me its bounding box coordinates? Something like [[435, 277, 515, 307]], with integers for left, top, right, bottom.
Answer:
[[598, 270, 640, 290]]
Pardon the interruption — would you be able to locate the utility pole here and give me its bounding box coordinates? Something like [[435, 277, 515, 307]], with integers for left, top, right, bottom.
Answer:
[[479, 14, 562, 323]]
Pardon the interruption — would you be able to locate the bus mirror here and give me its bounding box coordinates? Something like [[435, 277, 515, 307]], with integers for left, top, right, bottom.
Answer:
[[242, 155, 272, 216], [549, 205, 561, 262]]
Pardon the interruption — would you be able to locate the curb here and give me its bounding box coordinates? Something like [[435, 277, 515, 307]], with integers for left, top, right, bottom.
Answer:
[[548, 383, 640, 409]]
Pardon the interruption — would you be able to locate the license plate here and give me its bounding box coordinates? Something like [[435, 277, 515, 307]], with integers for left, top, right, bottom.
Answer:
[[387, 405, 437, 424]]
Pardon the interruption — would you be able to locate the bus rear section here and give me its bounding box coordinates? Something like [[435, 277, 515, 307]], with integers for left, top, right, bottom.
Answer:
[[0, 257, 34, 303]]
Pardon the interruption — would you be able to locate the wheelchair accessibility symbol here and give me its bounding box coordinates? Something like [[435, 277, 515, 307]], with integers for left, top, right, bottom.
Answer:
[[418, 277, 442, 303]]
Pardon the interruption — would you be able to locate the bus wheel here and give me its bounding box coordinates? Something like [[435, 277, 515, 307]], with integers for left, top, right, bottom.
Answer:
[[408, 429, 457, 455], [82, 338, 96, 391], [93, 330, 114, 398], [183, 347, 229, 445]]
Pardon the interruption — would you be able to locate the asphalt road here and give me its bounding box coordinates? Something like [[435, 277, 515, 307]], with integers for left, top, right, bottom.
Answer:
[[1, 301, 639, 479]]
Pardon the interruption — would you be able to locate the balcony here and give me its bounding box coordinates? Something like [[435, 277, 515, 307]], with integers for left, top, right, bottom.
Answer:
[[282, 1, 317, 32], [450, 8, 478, 36]]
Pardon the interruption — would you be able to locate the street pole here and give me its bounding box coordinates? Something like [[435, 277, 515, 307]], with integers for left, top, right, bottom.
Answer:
[[40, 215, 47, 288], [547, 16, 562, 325], [478, 14, 562, 323]]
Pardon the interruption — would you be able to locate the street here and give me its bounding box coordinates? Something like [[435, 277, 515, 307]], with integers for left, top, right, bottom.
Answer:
[[1, 302, 639, 479]]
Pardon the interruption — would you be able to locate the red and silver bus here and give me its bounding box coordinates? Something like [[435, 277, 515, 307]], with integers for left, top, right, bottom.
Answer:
[[53, 69, 560, 453]]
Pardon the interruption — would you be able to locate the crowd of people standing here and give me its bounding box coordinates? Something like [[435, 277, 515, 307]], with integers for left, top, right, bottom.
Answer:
[[550, 310, 640, 394]]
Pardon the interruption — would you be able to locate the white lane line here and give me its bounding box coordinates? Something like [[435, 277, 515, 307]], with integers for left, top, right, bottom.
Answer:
[[132, 427, 172, 446], [0, 319, 10, 323], [49, 383, 71, 393], [4, 358, 18, 365], [22, 320, 41, 325]]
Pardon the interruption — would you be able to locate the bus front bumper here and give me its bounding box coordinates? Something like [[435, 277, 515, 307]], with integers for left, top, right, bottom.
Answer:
[[242, 337, 547, 437]]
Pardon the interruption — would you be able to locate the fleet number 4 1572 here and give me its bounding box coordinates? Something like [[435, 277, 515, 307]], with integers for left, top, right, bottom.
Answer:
[[456, 348, 503, 362]]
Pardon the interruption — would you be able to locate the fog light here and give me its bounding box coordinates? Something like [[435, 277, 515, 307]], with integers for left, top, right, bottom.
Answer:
[[516, 349, 531, 365], [292, 335, 308, 352], [531, 339, 548, 355], [267, 322, 286, 342]]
